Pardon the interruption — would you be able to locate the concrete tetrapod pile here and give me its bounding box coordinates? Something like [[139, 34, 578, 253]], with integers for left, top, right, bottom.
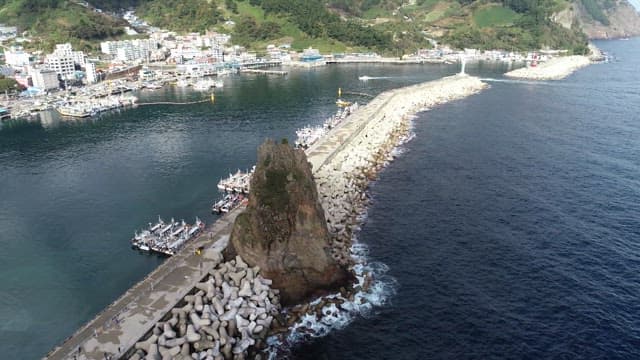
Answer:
[[128, 255, 280, 360]]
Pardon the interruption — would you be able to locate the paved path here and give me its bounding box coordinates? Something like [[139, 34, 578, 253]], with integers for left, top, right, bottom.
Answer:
[[44, 208, 242, 360]]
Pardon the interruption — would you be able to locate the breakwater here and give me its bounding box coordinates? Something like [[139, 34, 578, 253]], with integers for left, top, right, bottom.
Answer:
[[312, 73, 487, 266], [44, 74, 487, 360], [504, 55, 592, 80], [276, 74, 488, 342]]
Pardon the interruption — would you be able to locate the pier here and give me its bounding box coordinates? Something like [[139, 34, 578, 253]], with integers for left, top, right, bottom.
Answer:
[[240, 69, 288, 76]]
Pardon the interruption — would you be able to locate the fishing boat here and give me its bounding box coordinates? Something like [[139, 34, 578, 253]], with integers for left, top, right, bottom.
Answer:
[[130, 217, 205, 256], [56, 105, 93, 118], [217, 166, 255, 194]]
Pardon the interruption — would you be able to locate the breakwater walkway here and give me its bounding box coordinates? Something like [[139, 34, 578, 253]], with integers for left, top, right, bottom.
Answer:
[[44, 208, 242, 360], [306, 74, 487, 173], [44, 74, 486, 360]]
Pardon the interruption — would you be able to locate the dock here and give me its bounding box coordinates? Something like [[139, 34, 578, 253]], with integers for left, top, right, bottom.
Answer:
[[44, 208, 243, 360], [240, 68, 288, 76]]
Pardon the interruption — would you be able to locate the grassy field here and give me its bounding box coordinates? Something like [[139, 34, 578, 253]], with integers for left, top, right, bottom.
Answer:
[[473, 5, 520, 28]]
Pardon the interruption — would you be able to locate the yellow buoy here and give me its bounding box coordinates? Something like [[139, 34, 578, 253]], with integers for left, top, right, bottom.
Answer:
[[210, 94, 215, 103], [338, 87, 342, 97]]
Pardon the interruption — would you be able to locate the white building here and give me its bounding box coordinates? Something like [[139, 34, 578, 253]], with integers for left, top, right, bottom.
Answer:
[[54, 43, 73, 56], [100, 39, 156, 62], [45, 53, 75, 78], [45, 43, 86, 78], [85, 62, 98, 84], [5, 46, 30, 68], [31, 68, 59, 91]]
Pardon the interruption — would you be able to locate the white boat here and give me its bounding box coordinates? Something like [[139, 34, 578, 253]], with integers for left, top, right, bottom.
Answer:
[[214, 80, 224, 88], [138, 244, 150, 251], [56, 105, 92, 118], [176, 79, 190, 88], [358, 75, 371, 81]]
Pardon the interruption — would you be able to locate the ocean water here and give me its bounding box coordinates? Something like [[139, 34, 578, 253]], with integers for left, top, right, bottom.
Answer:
[[0, 62, 472, 359], [291, 40, 640, 359], [1, 39, 638, 359]]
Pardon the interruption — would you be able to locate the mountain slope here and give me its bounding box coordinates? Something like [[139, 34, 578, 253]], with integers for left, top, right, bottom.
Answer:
[[553, 0, 640, 38]]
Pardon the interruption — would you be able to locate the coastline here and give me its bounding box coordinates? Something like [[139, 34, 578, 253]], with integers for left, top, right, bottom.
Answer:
[[44, 74, 488, 360]]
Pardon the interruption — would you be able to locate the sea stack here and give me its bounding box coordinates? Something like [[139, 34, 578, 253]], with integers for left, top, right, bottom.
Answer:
[[227, 139, 351, 305]]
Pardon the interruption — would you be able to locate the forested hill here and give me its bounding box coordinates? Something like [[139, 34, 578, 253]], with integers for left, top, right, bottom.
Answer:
[[2, 0, 638, 53], [0, 0, 126, 51]]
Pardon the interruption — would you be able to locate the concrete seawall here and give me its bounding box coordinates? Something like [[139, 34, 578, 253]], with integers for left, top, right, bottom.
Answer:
[[45, 74, 487, 359]]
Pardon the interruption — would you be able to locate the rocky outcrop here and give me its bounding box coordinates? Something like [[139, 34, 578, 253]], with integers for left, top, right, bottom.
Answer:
[[553, 0, 640, 39], [227, 140, 351, 305]]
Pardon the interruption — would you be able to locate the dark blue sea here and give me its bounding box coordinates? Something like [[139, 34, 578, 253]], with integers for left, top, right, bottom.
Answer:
[[292, 40, 640, 359], [0, 39, 638, 359]]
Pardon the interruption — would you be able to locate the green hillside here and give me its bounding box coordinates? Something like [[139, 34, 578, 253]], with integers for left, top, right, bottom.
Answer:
[[130, 0, 591, 53], [1, 0, 619, 54], [0, 0, 126, 51]]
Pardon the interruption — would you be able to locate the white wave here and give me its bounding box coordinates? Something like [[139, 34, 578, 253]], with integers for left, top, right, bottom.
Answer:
[[263, 107, 420, 357], [265, 242, 398, 358]]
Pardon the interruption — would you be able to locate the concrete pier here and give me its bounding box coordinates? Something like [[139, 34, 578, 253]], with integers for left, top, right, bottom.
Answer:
[[44, 208, 242, 360]]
